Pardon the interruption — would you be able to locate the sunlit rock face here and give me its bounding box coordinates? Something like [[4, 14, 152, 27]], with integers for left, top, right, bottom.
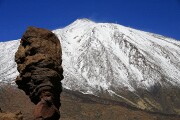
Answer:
[[15, 27, 63, 120]]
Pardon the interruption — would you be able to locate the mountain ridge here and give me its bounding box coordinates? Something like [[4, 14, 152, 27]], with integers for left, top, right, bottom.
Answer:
[[0, 19, 180, 115]]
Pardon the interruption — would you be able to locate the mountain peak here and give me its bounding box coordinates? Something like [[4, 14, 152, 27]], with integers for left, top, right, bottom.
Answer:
[[69, 18, 95, 27], [1, 20, 180, 115], [76, 18, 94, 23]]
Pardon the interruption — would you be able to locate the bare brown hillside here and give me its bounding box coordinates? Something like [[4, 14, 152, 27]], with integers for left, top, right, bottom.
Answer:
[[0, 84, 180, 120]]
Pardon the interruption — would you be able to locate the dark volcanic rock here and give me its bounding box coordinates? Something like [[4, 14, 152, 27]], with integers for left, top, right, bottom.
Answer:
[[15, 27, 63, 120]]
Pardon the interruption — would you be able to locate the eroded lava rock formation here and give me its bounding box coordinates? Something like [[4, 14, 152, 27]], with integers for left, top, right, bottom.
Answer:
[[15, 27, 63, 120]]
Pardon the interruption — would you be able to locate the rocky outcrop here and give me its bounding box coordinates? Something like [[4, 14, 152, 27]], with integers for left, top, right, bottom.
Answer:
[[15, 27, 63, 120]]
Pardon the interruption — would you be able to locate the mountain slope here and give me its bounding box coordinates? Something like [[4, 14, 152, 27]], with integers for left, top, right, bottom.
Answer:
[[0, 40, 19, 84], [0, 19, 180, 115], [1, 85, 180, 120]]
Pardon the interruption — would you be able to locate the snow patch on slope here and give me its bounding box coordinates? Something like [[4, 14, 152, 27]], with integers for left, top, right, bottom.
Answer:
[[0, 40, 20, 84]]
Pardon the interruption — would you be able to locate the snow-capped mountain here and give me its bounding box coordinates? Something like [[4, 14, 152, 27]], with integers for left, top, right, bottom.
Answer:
[[1, 19, 180, 114]]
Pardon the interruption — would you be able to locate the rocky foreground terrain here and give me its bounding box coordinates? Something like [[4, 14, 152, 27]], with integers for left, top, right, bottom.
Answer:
[[0, 84, 180, 120]]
